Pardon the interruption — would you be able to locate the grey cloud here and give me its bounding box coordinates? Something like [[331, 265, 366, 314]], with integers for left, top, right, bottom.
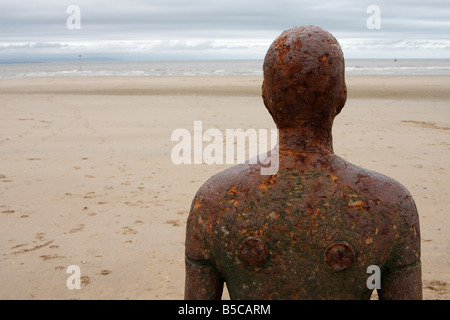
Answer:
[[0, 0, 448, 59], [0, 42, 68, 50]]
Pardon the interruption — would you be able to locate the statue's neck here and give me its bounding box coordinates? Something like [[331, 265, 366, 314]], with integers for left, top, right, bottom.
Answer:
[[278, 123, 334, 156]]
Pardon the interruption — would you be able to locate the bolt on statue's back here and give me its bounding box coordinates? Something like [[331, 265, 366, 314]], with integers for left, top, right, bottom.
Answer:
[[184, 26, 422, 300]]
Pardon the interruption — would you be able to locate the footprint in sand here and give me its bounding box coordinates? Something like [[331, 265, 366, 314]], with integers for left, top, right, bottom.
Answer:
[[122, 226, 138, 235], [424, 280, 448, 296], [81, 276, 91, 286], [100, 270, 112, 275], [69, 224, 85, 234], [11, 239, 54, 255], [165, 220, 183, 227], [83, 192, 96, 199], [39, 254, 65, 261]]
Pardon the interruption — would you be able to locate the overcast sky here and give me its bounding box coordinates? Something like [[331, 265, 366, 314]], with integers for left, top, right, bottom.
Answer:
[[0, 0, 449, 62]]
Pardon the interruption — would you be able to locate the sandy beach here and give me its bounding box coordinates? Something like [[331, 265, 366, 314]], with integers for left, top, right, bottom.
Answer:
[[0, 75, 449, 300]]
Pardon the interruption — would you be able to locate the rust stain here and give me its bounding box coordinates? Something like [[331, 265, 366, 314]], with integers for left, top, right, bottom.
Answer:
[[227, 185, 239, 196], [193, 198, 203, 211]]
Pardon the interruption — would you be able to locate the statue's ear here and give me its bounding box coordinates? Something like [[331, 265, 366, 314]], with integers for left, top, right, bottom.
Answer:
[[335, 83, 347, 117], [262, 80, 268, 107], [262, 80, 277, 124]]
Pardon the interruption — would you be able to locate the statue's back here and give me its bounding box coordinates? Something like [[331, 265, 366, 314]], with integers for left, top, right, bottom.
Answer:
[[187, 155, 420, 299]]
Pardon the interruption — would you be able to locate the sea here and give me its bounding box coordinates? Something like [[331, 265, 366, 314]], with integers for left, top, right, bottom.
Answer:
[[0, 59, 450, 79]]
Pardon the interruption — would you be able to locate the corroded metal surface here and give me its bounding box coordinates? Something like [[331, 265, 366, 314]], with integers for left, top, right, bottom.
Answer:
[[238, 237, 268, 267], [184, 26, 422, 300], [325, 242, 355, 272]]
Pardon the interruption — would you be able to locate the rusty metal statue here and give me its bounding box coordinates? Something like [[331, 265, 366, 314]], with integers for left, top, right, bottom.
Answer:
[[184, 26, 422, 300]]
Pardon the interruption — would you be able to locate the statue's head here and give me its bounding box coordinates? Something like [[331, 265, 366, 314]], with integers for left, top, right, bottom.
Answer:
[[262, 26, 347, 129]]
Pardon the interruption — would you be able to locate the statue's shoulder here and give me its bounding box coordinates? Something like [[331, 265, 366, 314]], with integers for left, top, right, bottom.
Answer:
[[335, 157, 418, 222], [197, 161, 264, 194], [341, 159, 413, 200], [186, 164, 255, 260]]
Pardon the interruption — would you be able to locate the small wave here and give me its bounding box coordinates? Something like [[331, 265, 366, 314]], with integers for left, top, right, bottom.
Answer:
[[1, 60, 449, 78]]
